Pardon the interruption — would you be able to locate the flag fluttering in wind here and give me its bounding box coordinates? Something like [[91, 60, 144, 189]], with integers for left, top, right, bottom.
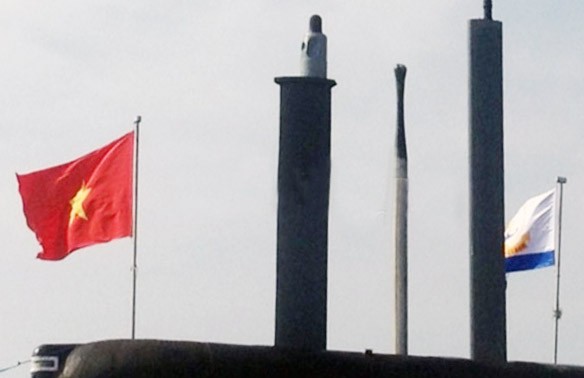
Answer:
[[505, 189, 555, 273], [17, 132, 134, 260]]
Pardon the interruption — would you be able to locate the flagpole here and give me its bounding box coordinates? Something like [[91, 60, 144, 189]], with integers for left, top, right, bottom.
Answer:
[[131, 115, 141, 340], [553, 176, 566, 364]]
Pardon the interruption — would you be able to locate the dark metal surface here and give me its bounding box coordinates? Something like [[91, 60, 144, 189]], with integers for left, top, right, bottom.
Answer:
[[309, 15, 322, 33], [31, 340, 584, 377], [31, 344, 78, 378], [484, 0, 493, 20], [395, 65, 407, 162], [274, 77, 336, 351], [469, 18, 506, 363]]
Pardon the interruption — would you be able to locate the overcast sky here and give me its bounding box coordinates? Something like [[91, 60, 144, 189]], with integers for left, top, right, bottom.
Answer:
[[2, 1, 584, 376]]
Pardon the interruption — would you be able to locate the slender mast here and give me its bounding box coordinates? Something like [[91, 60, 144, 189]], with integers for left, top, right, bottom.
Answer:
[[131, 115, 141, 340], [394, 64, 408, 355], [553, 176, 567, 364]]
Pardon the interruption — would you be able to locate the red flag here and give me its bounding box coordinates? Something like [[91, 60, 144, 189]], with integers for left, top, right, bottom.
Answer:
[[17, 132, 134, 260]]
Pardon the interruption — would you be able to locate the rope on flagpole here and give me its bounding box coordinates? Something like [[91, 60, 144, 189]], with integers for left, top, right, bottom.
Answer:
[[131, 115, 141, 340], [0, 359, 30, 374], [553, 176, 567, 364]]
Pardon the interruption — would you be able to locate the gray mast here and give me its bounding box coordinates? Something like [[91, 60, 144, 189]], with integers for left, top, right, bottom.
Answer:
[[469, 0, 507, 363], [394, 64, 408, 356], [275, 15, 336, 350]]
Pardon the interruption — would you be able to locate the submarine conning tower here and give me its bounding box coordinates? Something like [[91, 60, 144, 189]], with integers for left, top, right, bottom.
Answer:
[[25, 11, 584, 378], [274, 14, 336, 351]]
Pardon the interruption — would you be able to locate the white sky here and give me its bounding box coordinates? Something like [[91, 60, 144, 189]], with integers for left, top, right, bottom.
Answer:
[[2, 1, 584, 375]]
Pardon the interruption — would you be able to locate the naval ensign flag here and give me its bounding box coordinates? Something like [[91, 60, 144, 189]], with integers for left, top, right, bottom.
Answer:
[[505, 189, 555, 273]]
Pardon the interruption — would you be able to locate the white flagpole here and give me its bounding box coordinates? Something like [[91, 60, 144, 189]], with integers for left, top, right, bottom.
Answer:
[[553, 176, 567, 364], [131, 116, 141, 340]]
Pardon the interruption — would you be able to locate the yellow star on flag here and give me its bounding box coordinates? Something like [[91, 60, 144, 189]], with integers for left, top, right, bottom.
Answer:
[[69, 181, 91, 226]]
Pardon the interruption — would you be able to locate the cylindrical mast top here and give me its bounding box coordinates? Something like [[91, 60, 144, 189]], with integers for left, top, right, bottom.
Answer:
[[484, 0, 493, 20], [394, 64, 407, 163], [300, 15, 327, 78], [309, 15, 322, 33]]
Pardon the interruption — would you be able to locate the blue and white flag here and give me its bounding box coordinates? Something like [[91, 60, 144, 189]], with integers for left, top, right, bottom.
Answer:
[[505, 189, 555, 273]]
